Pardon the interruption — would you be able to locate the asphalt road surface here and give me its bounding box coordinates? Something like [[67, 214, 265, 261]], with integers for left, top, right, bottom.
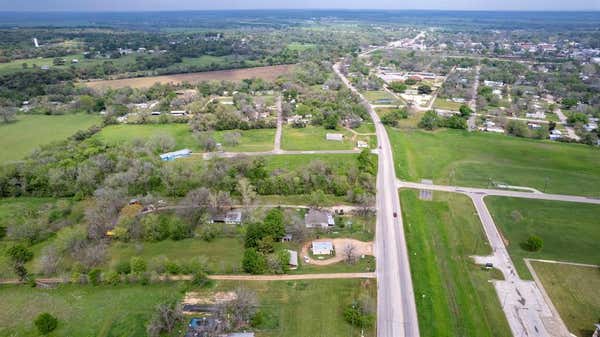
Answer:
[[334, 62, 420, 337]]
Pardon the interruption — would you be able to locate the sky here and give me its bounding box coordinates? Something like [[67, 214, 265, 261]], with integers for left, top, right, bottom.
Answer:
[[0, 0, 598, 11]]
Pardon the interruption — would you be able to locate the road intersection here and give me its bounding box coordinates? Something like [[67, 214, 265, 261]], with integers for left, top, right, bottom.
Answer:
[[334, 62, 420, 337]]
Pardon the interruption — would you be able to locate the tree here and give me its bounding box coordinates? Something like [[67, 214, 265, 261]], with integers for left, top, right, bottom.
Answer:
[[237, 178, 257, 207], [561, 97, 578, 109], [343, 243, 358, 264], [223, 287, 258, 329], [223, 131, 241, 146], [148, 133, 175, 153], [505, 120, 529, 138], [244, 223, 264, 249], [417, 84, 432, 95], [0, 106, 16, 124], [146, 300, 183, 337], [323, 113, 339, 129], [418, 111, 439, 130], [388, 81, 407, 93], [6, 244, 33, 281], [242, 248, 266, 274], [404, 78, 418, 86], [309, 189, 326, 209], [343, 301, 374, 328], [357, 148, 376, 174], [263, 208, 285, 240], [567, 112, 588, 125], [523, 235, 543, 252], [459, 104, 473, 118], [34, 313, 58, 335]]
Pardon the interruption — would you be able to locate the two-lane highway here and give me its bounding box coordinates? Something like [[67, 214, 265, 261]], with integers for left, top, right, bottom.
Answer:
[[334, 62, 420, 337]]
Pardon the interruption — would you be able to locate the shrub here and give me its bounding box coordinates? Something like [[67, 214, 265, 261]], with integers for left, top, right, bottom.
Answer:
[[165, 261, 182, 275], [169, 218, 192, 241], [191, 271, 212, 288], [142, 214, 170, 242], [523, 235, 543, 252], [115, 260, 131, 275], [343, 301, 374, 328], [242, 248, 267, 274], [34, 313, 58, 335], [105, 271, 121, 285], [146, 301, 183, 337], [130, 256, 147, 274], [88, 268, 102, 286]]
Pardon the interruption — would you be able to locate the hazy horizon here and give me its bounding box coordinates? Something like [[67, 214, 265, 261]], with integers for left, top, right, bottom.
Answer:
[[0, 0, 598, 12]]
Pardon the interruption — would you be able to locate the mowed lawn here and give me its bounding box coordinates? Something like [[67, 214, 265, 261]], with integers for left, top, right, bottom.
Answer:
[[203, 279, 377, 337], [0, 283, 183, 336], [0, 114, 101, 162], [531, 261, 600, 337], [109, 237, 245, 274], [486, 197, 600, 278], [400, 190, 512, 337], [94, 124, 275, 152], [262, 153, 359, 173], [93, 124, 196, 149], [433, 98, 463, 111], [212, 128, 275, 152], [361, 90, 401, 104], [389, 129, 600, 197], [281, 126, 354, 151]]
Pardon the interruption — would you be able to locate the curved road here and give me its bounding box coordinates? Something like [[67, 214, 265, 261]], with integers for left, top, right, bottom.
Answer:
[[334, 62, 420, 337]]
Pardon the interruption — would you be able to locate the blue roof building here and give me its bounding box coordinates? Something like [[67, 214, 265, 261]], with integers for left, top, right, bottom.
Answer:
[[159, 148, 192, 161]]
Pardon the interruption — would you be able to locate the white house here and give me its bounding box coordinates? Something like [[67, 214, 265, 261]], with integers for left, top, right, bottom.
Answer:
[[287, 250, 298, 269], [549, 129, 562, 140], [357, 140, 368, 148], [326, 133, 344, 141], [311, 241, 334, 255]]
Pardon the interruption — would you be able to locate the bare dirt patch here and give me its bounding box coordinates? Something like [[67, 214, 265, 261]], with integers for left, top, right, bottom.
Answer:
[[85, 64, 295, 90], [301, 238, 374, 266]]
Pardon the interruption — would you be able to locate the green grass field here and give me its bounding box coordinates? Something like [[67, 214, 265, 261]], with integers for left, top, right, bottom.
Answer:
[[531, 261, 600, 337], [109, 237, 245, 274], [93, 124, 196, 149], [433, 98, 463, 111], [400, 190, 511, 337], [362, 90, 400, 104], [94, 124, 276, 152], [352, 122, 376, 134], [286, 43, 316, 51], [212, 129, 275, 152], [0, 114, 102, 162], [200, 278, 377, 337], [389, 128, 600, 197], [0, 53, 137, 75], [281, 126, 354, 151], [262, 153, 359, 173], [0, 283, 183, 336], [486, 197, 600, 278]]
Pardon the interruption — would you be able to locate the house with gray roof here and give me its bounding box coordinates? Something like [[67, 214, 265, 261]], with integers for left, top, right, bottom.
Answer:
[[305, 209, 335, 229]]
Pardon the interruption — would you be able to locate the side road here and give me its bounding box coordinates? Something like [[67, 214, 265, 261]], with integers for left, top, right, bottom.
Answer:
[[0, 272, 376, 285], [397, 180, 600, 205]]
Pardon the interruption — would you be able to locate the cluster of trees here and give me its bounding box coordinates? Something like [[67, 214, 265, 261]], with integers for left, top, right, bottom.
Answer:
[[242, 208, 291, 274], [505, 120, 550, 139], [418, 110, 468, 130], [380, 108, 408, 127]]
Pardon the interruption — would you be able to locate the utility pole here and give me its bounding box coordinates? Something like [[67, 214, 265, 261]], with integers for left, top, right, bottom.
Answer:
[[543, 177, 549, 193]]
